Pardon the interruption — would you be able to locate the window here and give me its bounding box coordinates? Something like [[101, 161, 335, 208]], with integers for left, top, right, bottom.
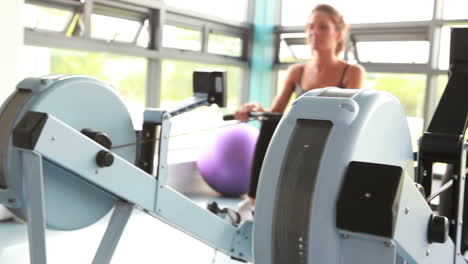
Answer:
[[443, 0, 468, 20], [281, 0, 433, 26], [438, 25, 468, 70], [136, 19, 150, 48], [366, 73, 426, 150], [208, 34, 242, 57], [91, 14, 142, 43], [279, 40, 295, 63], [437, 74, 448, 99], [24, 3, 73, 32], [161, 60, 240, 111], [366, 73, 425, 118], [436, 74, 449, 103], [22, 46, 147, 127], [162, 25, 202, 51], [278, 33, 310, 62], [277, 32, 349, 63], [163, 0, 248, 22], [356, 41, 430, 64], [161, 60, 242, 153]]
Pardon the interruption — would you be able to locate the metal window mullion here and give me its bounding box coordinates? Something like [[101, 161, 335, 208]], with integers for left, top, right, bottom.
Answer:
[[343, 32, 351, 61], [146, 59, 161, 107], [146, 7, 164, 107], [271, 69, 279, 103], [26, 0, 81, 10], [201, 25, 209, 53], [273, 28, 281, 64], [166, 15, 246, 37], [165, 17, 204, 31], [165, 6, 249, 30], [161, 48, 247, 66], [270, 0, 283, 103], [206, 22, 246, 36], [271, 0, 282, 99], [276, 0, 283, 26], [430, 69, 448, 75], [83, 0, 93, 38], [92, 9, 147, 22], [241, 68, 251, 106], [208, 28, 244, 38], [354, 32, 428, 42], [155, 8, 165, 51], [424, 74, 439, 128], [25, 28, 160, 57], [276, 25, 304, 33], [355, 63, 428, 74], [247, 0, 255, 24], [422, 0, 444, 130], [349, 21, 431, 30], [242, 29, 252, 61], [240, 0, 254, 106], [113, 0, 165, 10], [25, 29, 248, 66], [148, 8, 164, 51], [94, 0, 150, 15], [434, 19, 468, 26]]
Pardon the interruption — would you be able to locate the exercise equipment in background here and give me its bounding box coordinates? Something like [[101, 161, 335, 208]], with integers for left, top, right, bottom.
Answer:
[[0, 28, 466, 264], [252, 27, 467, 264]]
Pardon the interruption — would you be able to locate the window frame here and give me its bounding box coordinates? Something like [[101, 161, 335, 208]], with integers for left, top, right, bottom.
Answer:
[[274, 0, 468, 131], [24, 0, 252, 109]]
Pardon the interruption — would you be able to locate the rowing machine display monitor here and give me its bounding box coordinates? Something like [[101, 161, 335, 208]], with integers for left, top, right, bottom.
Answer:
[[167, 70, 227, 117], [193, 70, 227, 108]]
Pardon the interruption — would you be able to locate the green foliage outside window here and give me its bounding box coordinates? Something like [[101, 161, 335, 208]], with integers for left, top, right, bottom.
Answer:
[[436, 74, 449, 102], [366, 73, 425, 117], [50, 49, 146, 105], [208, 34, 242, 57], [161, 60, 241, 111]]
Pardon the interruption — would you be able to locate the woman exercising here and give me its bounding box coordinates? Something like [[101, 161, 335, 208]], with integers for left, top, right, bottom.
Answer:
[[234, 4, 365, 220]]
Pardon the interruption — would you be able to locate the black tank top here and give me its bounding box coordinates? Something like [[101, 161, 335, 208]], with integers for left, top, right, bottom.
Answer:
[[295, 64, 350, 97]]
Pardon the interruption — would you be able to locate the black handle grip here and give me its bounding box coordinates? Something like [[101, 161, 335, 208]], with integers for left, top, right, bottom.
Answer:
[[222, 112, 283, 122], [250, 112, 282, 121], [223, 114, 236, 121]]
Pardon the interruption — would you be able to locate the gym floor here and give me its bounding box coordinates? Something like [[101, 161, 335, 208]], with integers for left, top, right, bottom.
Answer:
[[0, 196, 245, 264]]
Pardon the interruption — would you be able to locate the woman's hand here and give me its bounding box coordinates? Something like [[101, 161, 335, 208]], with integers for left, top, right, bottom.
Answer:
[[234, 102, 265, 122]]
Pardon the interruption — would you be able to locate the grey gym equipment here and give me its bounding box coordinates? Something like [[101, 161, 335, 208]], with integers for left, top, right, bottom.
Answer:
[[0, 29, 467, 264]]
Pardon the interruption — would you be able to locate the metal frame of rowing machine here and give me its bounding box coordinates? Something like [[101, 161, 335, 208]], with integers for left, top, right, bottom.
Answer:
[[417, 27, 468, 257], [11, 109, 252, 264]]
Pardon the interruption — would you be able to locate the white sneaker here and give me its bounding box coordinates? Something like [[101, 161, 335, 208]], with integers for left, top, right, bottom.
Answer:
[[236, 198, 255, 223]]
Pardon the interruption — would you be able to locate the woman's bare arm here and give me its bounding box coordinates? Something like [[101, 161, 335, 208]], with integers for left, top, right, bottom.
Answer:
[[234, 64, 302, 121], [269, 64, 303, 113]]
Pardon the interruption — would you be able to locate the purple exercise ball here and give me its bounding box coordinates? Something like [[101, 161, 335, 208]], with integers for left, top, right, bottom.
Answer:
[[197, 123, 259, 197]]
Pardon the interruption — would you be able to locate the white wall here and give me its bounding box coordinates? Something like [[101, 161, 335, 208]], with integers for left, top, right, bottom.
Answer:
[[0, 0, 24, 105]]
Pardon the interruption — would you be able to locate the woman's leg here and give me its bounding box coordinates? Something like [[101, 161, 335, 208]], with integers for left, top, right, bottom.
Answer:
[[247, 119, 280, 199]]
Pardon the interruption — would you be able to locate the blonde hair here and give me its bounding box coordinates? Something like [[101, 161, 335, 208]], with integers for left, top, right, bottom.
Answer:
[[311, 4, 347, 55]]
